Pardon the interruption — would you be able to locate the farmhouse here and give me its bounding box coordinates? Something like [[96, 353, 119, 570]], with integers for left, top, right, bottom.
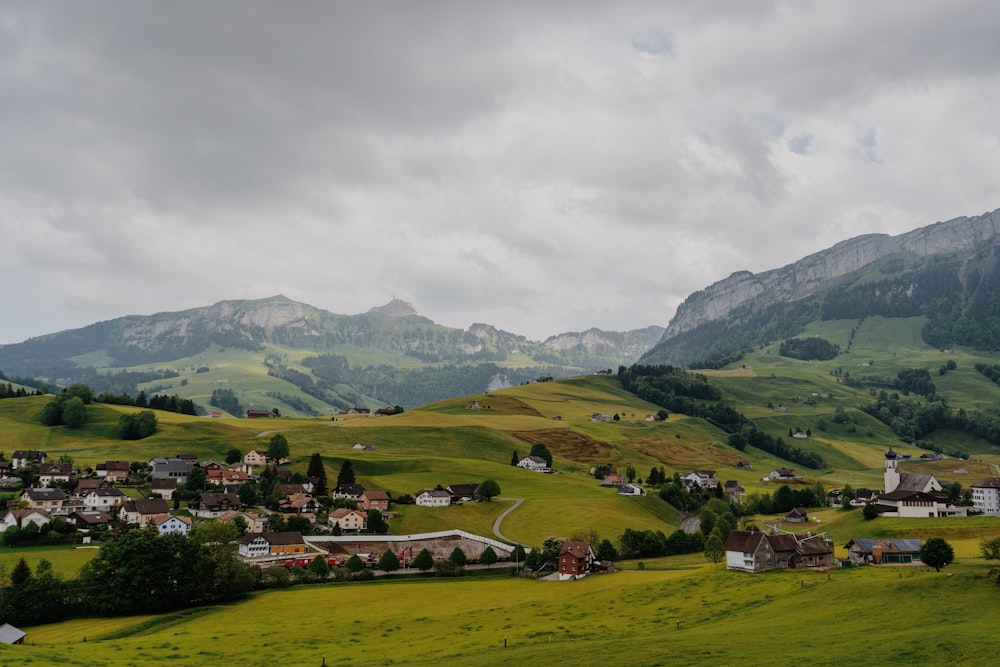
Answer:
[[120, 498, 170, 527], [280, 492, 320, 514], [352, 442, 376, 452], [784, 507, 809, 523], [724, 530, 834, 573], [446, 483, 480, 503], [239, 531, 307, 560], [329, 508, 367, 532], [971, 478, 1000, 515], [333, 484, 365, 501], [680, 470, 719, 490], [11, 450, 45, 469], [246, 409, 275, 419], [767, 468, 797, 482], [517, 456, 549, 472], [617, 483, 646, 496], [414, 488, 452, 507], [558, 540, 596, 580], [845, 538, 923, 565]]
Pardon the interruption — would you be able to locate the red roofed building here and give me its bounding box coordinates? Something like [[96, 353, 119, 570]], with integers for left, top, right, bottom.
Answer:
[[558, 540, 596, 580]]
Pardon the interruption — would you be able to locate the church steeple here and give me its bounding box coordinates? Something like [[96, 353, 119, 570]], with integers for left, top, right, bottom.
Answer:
[[884, 448, 900, 493]]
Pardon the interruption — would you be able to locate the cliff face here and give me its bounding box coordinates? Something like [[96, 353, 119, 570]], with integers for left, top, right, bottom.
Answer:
[[663, 208, 1000, 340]]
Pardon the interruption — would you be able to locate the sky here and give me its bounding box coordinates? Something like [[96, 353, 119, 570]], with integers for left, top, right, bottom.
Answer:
[[2, 1, 1000, 345]]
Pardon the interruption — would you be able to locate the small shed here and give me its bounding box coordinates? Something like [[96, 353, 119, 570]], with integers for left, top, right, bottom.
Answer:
[[0, 623, 26, 644]]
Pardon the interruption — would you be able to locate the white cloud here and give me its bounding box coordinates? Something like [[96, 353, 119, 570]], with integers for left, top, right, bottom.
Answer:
[[2, 1, 999, 344]]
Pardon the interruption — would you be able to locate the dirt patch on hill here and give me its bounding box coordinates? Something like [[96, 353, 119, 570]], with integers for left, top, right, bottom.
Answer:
[[625, 436, 744, 468], [509, 429, 615, 463]]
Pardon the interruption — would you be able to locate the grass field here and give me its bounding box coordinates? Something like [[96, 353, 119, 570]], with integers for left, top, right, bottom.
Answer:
[[11, 561, 1000, 666]]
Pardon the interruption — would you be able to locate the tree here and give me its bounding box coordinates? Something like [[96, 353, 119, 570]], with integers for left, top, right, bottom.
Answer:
[[449, 547, 468, 568], [237, 480, 259, 506], [862, 502, 879, 520], [476, 479, 501, 501], [306, 452, 328, 497], [704, 534, 725, 563], [656, 408, 669, 421], [377, 549, 399, 573], [511, 544, 527, 571], [981, 536, 1000, 560], [596, 539, 618, 561], [413, 548, 435, 572], [626, 463, 636, 483], [308, 555, 331, 579], [345, 554, 364, 573], [480, 546, 498, 567], [510, 450, 519, 466], [337, 459, 356, 487], [62, 396, 87, 429], [367, 509, 388, 534], [267, 434, 289, 462], [225, 448, 243, 465], [921, 537, 955, 572], [10, 557, 32, 586], [529, 443, 553, 468], [186, 466, 207, 493]]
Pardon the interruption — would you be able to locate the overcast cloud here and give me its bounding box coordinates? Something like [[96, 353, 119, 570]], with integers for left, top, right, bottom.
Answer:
[[2, 1, 999, 345]]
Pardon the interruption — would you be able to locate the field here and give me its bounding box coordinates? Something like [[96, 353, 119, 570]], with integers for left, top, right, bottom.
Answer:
[[10, 562, 1000, 666]]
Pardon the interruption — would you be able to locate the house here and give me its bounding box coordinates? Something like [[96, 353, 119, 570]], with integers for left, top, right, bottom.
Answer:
[[736, 460, 752, 470], [246, 409, 275, 419], [644, 413, 663, 422], [414, 489, 452, 507], [599, 473, 625, 487], [617, 483, 646, 496], [446, 484, 480, 503], [238, 531, 307, 559], [873, 489, 967, 518], [352, 442, 377, 452], [329, 508, 367, 532], [971, 478, 1000, 515], [517, 456, 549, 472], [21, 488, 66, 513], [149, 457, 193, 483], [38, 462, 72, 486], [81, 486, 125, 511], [0, 509, 51, 530], [724, 480, 746, 503], [361, 489, 390, 511], [207, 469, 251, 486], [96, 460, 130, 482], [120, 498, 170, 526], [188, 492, 242, 518], [784, 507, 809, 523], [852, 488, 878, 506], [11, 450, 46, 470], [218, 510, 268, 534], [374, 407, 396, 416], [0, 623, 26, 645], [845, 537, 924, 565], [280, 492, 320, 514], [205, 409, 223, 418], [558, 540, 596, 580], [333, 484, 365, 501], [466, 401, 482, 410], [724, 530, 834, 572], [827, 489, 844, 507], [244, 449, 269, 466], [75, 478, 111, 493], [66, 510, 111, 530], [152, 478, 179, 500], [680, 470, 719, 490], [154, 514, 192, 536], [767, 468, 798, 482], [346, 407, 371, 415]]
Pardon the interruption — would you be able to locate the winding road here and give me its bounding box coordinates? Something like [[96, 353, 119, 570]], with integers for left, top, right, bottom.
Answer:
[[492, 497, 525, 542]]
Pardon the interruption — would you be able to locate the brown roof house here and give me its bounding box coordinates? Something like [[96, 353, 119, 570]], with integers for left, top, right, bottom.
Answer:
[[238, 531, 307, 560], [724, 530, 834, 572], [120, 498, 170, 527], [558, 540, 596, 580]]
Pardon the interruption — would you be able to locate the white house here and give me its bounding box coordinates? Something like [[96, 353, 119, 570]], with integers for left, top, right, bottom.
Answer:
[[617, 483, 646, 496], [517, 456, 549, 472], [82, 487, 125, 512], [154, 514, 192, 536], [875, 489, 967, 518], [0, 509, 51, 530], [972, 478, 1000, 515], [414, 489, 452, 507], [329, 508, 367, 532]]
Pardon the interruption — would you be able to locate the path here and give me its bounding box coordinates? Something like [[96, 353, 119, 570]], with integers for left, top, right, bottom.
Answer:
[[492, 497, 524, 543]]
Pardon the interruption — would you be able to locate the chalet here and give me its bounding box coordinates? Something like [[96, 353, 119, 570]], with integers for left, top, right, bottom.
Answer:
[[1, 509, 51, 530], [154, 514, 192, 536], [152, 478, 178, 500], [600, 473, 625, 487], [374, 407, 396, 416], [21, 488, 66, 513], [558, 540, 596, 580], [680, 470, 719, 490], [120, 498, 170, 527], [329, 508, 367, 532], [96, 460, 130, 482], [361, 489, 391, 511], [37, 462, 72, 486], [971, 478, 1000, 515], [784, 507, 809, 523], [736, 460, 752, 470], [347, 407, 371, 415], [352, 442, 377, 452], [205, 409, 223, 418], [517, 456, 549, 472], [244, 449, 269, 466], [281, 483, 309, 496], [279, 492, 320, 514], [189, 492, 242, 518], [66, 510, 111, 530], [333, 484, 365, 501], [827, 489, 844, 507], [446, 483, 480, 503], [724, 480, 746, 503], [414, 489, 452, 507], [246, 409, 275, 419], [0, 623, 26, 645], [82, 486, 124, 512], [207, 469, 251, 486], [767, 468, 798, 482], [845, 538, 923, 565], [724, 530, 833, 572], [11, 450, 46, 470], [238, 531, 307, 560], [149, 457, 193, 483], [617, 483, 646, 496]]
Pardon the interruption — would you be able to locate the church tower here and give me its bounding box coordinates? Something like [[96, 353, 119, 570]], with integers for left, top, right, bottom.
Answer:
[[884, 448, 900, 494]]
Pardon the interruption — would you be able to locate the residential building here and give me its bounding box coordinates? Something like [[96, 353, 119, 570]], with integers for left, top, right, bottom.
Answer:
[[517, 456, 549, 472], [329, 508, 367, 532], [149, 457, 193, 483], [11, 450, 46, 470], [238, 531, 307, 559], [361, 489, 390, 511], [154, 514, 192, 536], [120, 498, 170, 527], [558, 540, 596, 580], [82, 486, 124, 512], [723, 530, 834, 573], [414, 489, 452, 507], [971, 478, 1000, 515], [96, 460, 130, 482], [38, 463, 72, 486], [1, 509, 51, 530], [188, 493, 242, 518], [845, 538, 923, 565], [21, 488, 66, 513]]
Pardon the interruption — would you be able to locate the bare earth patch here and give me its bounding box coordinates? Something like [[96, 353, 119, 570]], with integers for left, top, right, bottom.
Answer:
[[509, 429, 615, 462]]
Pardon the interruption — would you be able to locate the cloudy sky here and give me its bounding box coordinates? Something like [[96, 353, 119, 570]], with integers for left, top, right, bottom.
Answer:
[[2, 1, 999, 345]]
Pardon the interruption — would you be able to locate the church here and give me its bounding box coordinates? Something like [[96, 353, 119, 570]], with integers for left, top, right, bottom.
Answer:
[[874, 449, 966, 518]]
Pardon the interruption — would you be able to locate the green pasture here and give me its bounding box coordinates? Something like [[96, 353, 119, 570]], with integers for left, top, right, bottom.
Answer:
[[14, 563, 1000, 666], [0, 544, 99, 578]]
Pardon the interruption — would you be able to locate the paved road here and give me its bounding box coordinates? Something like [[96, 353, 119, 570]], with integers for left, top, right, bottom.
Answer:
[[492, 497, 524, 542]]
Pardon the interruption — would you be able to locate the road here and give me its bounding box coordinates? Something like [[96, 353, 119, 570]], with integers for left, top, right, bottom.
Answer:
[[492, 497, 524, 542]]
